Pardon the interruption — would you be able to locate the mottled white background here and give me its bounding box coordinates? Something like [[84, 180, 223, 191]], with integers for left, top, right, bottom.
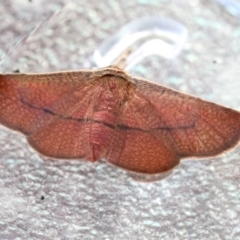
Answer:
[[0, 0, 240, 239]]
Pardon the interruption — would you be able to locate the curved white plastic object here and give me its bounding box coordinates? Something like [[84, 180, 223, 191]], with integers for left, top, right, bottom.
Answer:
[[213, 0, 240, 18], [93, 17, 188, 70]]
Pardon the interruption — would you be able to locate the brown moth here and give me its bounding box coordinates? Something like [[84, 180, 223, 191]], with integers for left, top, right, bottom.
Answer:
[[0, 66, 240, 174]]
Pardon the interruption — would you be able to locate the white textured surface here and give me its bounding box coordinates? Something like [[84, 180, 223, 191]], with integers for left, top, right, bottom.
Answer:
[[0, 0, 240, 239]]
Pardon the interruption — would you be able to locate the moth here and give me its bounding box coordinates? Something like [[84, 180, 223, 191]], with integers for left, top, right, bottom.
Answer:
[[0, 66, 240, 174]]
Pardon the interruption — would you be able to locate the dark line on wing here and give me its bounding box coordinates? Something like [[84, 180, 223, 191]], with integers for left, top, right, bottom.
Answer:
[[117, 123, 196, 131], [42, 108, 55, 115], [21, 98, 195, 132]]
